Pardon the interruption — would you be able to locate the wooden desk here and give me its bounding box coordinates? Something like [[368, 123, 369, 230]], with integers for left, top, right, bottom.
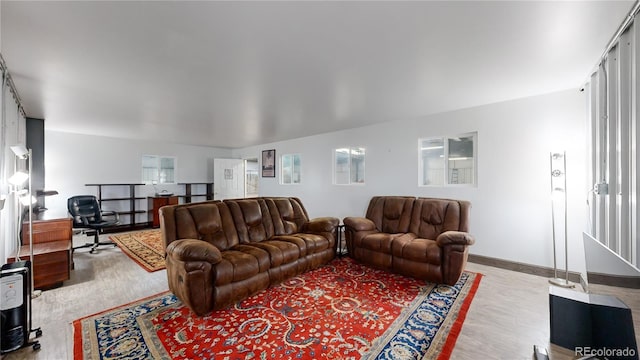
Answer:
[[148, 196, 178, 228], [6, 213, 72, 290]]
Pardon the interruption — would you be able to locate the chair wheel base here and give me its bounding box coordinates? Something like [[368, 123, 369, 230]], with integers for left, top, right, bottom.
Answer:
[[73, 241, 117, 254]]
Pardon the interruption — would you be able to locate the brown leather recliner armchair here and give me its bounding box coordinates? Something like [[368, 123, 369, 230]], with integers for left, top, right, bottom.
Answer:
[[161, 197, 339, 316], [343, 196, 474, 285]]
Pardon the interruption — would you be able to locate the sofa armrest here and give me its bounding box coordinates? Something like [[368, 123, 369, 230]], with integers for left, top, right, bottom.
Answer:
[[343, 217, 376, 232], [166, 239, 223, 264], [436, 231, 475, 247], [303, 217, 340, 233]]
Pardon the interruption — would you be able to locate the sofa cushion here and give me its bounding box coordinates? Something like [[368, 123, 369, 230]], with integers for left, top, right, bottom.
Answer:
[[290, 233, 330, 253], [174, 202, 239, 251], [391, 236, 441, 265], [357, 232, 394, 253], [264, 198, 298, 235], [247, 240, 302, 267], [270, 235, 308, 256], [365, 196, 414, 234], [227, 199, 275, 243], [215, 250, 263, 285], [232, 244, 271, 272], [409, 198, 464, 239]]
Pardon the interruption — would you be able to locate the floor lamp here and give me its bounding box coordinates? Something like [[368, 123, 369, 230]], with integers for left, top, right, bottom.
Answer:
[[9, 144, 41, 298], [549, 151, 574, 288]]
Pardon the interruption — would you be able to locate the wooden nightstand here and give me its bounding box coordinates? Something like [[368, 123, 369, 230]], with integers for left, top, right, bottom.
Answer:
[[148, 196, 178, 228], [6, 213, 72, 290]]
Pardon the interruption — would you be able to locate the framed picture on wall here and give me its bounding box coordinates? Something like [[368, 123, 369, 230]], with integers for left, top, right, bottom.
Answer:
[[262, 149, 276, 177]]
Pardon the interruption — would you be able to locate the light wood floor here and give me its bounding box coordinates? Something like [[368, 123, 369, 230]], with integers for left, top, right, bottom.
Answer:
[[2, 232, 639, 360]]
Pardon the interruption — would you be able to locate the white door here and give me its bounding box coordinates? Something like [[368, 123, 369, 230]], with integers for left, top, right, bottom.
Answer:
[[213, 158, 245, 200]]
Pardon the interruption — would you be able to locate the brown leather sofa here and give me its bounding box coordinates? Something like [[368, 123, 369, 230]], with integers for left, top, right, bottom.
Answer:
[[160, 197, 339, 316], [343, 196, 474, 285]]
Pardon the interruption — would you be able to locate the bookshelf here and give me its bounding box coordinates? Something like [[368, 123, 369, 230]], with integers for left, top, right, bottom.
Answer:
[[84, 183, 148, 231]]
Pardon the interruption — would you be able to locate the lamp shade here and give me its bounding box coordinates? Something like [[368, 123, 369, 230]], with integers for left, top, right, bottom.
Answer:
[[10, 145, 29, 160], [19, 193, 37, 206], [8, 171, 29, 186]]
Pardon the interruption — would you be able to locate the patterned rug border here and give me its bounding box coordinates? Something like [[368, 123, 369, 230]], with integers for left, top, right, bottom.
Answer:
[[363, 271, 482, 359], [109, 229, 165, 272], [72, 290, 171, 359], [72, 262, 483, 359], [434, 272, 482, 360]]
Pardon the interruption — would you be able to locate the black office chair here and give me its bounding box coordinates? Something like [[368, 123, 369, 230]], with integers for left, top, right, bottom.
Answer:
[[67, 195, 120, 253]]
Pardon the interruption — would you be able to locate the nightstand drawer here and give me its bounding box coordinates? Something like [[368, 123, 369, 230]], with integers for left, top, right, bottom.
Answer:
[[7, 216, 73, 290]]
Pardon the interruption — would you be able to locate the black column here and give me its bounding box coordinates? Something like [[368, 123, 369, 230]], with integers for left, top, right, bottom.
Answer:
[[26, 118, 45, 209]]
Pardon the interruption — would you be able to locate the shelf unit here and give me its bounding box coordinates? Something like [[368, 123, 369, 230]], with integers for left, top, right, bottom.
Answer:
[[85, 183, 149, 231], [83, 183, 213, 231], [178, 182, 214, 203]]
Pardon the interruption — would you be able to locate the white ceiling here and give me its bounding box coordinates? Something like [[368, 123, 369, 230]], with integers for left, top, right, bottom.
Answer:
[[1, 1, 634, 148]]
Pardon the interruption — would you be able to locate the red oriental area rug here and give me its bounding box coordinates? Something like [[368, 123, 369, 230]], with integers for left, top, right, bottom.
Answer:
[[73, 258, 481, 359], [109, 229, 165, 272]]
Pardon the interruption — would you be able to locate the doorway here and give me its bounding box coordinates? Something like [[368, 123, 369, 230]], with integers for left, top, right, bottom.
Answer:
[[213, 158, 245, 200], [245, 158, 259, 198]]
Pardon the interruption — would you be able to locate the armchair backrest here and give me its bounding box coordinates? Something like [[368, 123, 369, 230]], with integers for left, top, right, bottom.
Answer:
[[160, 197, 316, 250], [260, 197, 309, 236], [160, 200, 240, 251], [67, 195, 103, 227], [365, 196, 415, 233], [409, 198, 470, 239], [225, 199, 275, 243], [363, 196, 471, 239]]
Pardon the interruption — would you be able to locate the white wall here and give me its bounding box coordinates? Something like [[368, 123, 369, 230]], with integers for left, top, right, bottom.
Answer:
[[233, 89, 588, 272], [42, 89, 588, 272], [44, 131, 232, 222]]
